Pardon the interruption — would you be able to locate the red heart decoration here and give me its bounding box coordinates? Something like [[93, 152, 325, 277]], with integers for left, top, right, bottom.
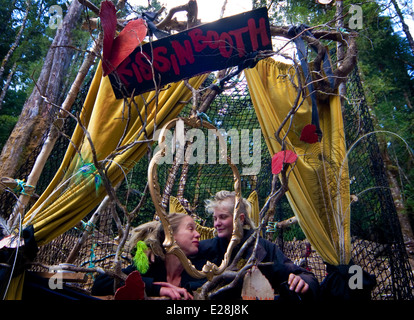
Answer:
[[104, 19, 147, 76], [271, 150, 298, 174], [300, 124, 319, 144], [114, 271, 146, 300], [100, 1, 117, 73], [100, 1, 147, 76]]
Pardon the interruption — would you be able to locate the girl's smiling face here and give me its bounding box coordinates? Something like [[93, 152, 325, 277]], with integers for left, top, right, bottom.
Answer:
[[213, 207, 234, 240], [212, 199, 245, 240]]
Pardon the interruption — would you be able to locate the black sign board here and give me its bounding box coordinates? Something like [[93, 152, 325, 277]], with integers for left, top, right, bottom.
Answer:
[[108, 7, 272, 99]]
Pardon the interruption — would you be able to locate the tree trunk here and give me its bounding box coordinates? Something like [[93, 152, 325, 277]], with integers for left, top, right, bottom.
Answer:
[[0, 62, 17, 108], [0, 0, 31, 85], [7, 33, 102, 227], [0, 0, 83, 181], [390, 0, 414, 55]]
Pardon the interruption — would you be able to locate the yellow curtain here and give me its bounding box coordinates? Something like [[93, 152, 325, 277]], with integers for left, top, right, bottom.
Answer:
[[22, 63, 207, 245], [246, 190, 260, 227], [5, 63, 207, 300], [4, 273, 25, 300], [245, 58, 351, 266]]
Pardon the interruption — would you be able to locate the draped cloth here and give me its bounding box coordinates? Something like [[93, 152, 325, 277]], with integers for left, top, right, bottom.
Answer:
[[245, 58, 351, 266], [5, 63, 207, 299], [22, 63, 207, 245]]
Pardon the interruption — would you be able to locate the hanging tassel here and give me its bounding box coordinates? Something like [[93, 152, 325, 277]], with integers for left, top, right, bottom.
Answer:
[[133, 241, 149, 274]]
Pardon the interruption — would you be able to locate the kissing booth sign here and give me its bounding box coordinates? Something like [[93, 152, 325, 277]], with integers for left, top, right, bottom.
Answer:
[[108, 7, 272, 98]]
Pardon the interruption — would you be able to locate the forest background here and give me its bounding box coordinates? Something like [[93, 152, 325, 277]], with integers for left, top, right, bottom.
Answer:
[[0, 0, 413, 238]]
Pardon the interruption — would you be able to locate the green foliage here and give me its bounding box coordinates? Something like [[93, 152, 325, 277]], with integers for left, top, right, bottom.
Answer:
[[1, 0, 56, 118], [354, 3, 414, 227], [0, 0, 100, 148], [0, 114, 18, 149], [277, 223, 306, 241]]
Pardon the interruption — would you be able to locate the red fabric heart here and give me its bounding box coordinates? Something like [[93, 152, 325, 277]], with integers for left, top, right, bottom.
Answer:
[[300, 124, 319, 144], [100, 1, 147, 76], [103, 19, 147, 76], [114, 271, 146, 300], [271, 150, 298, 174], [100, 1, 117, 74]]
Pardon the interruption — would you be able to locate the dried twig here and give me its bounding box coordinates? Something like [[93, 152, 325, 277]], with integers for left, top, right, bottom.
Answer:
[[29, 261, 127, 282]]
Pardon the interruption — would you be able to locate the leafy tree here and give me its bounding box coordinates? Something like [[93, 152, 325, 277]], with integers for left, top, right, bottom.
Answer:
[[0, 0, 101, 179], [355, 2, 414, 236], [0, 0, 66, 149]]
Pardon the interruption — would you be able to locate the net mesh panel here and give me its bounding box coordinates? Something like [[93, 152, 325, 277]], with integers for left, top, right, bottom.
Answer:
[[153, 73, 272, 226], [2, 65, 414, 299], [343, 69, 414, 299]]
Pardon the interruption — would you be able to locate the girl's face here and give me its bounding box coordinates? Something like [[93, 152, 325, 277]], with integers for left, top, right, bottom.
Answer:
[[213, 198, 238, 240], [213, 207, 234, 240], [174, 216, 200, 257], [213, 200, 245, 240]]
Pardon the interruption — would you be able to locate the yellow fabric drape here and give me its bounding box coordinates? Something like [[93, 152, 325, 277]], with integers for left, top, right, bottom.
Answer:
[[5, 63, 207, 300], [245, 58, 351, 266], [7, 63, 207, 300], [4, 273, 25, 300], [246, 190, 260, 227], [22, 63, 207, 246]]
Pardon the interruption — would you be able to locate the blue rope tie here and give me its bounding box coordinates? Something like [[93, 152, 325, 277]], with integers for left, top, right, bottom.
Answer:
[[266, 221, 278, 233], [14, 179, 35, 196], [196, 111, 212, 124]]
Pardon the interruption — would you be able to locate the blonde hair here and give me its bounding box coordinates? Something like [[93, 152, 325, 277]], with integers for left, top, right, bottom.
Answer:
[[126, 213, 190, 259], [205, 190, 254, 228], [166, 213, 190, 235]]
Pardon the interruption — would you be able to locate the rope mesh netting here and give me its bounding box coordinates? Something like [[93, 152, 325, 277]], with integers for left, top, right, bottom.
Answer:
[[1, 65, 413, 300], [343, 69, 414, 300]]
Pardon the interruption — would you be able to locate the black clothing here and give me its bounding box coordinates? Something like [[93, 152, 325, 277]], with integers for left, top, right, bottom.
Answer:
[[193, 229, 320, 300], [91, 257, 205, 297]]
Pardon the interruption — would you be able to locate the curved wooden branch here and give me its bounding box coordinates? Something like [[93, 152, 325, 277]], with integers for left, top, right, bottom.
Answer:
[[270, 25, 358, 92], [148, 117, 243, 280], [156, 0, 199, 31], [277, 216, 298, 229]]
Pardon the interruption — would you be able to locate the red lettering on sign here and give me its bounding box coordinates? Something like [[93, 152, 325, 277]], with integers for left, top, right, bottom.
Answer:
[[131, 62, 143, 83], [109, 8, 272, 99], [116, 56, 133, 85], [170, 54, 180, 75], [229, 26, 249, 57], [219, 32, 233, 58], [135, 52, 153, 81], [248, 17, 271, 51], [171, 40, 195, 66], [206, 31, 219, 49], [188, 28, 207, 52], [153, 46, 171, 73]]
